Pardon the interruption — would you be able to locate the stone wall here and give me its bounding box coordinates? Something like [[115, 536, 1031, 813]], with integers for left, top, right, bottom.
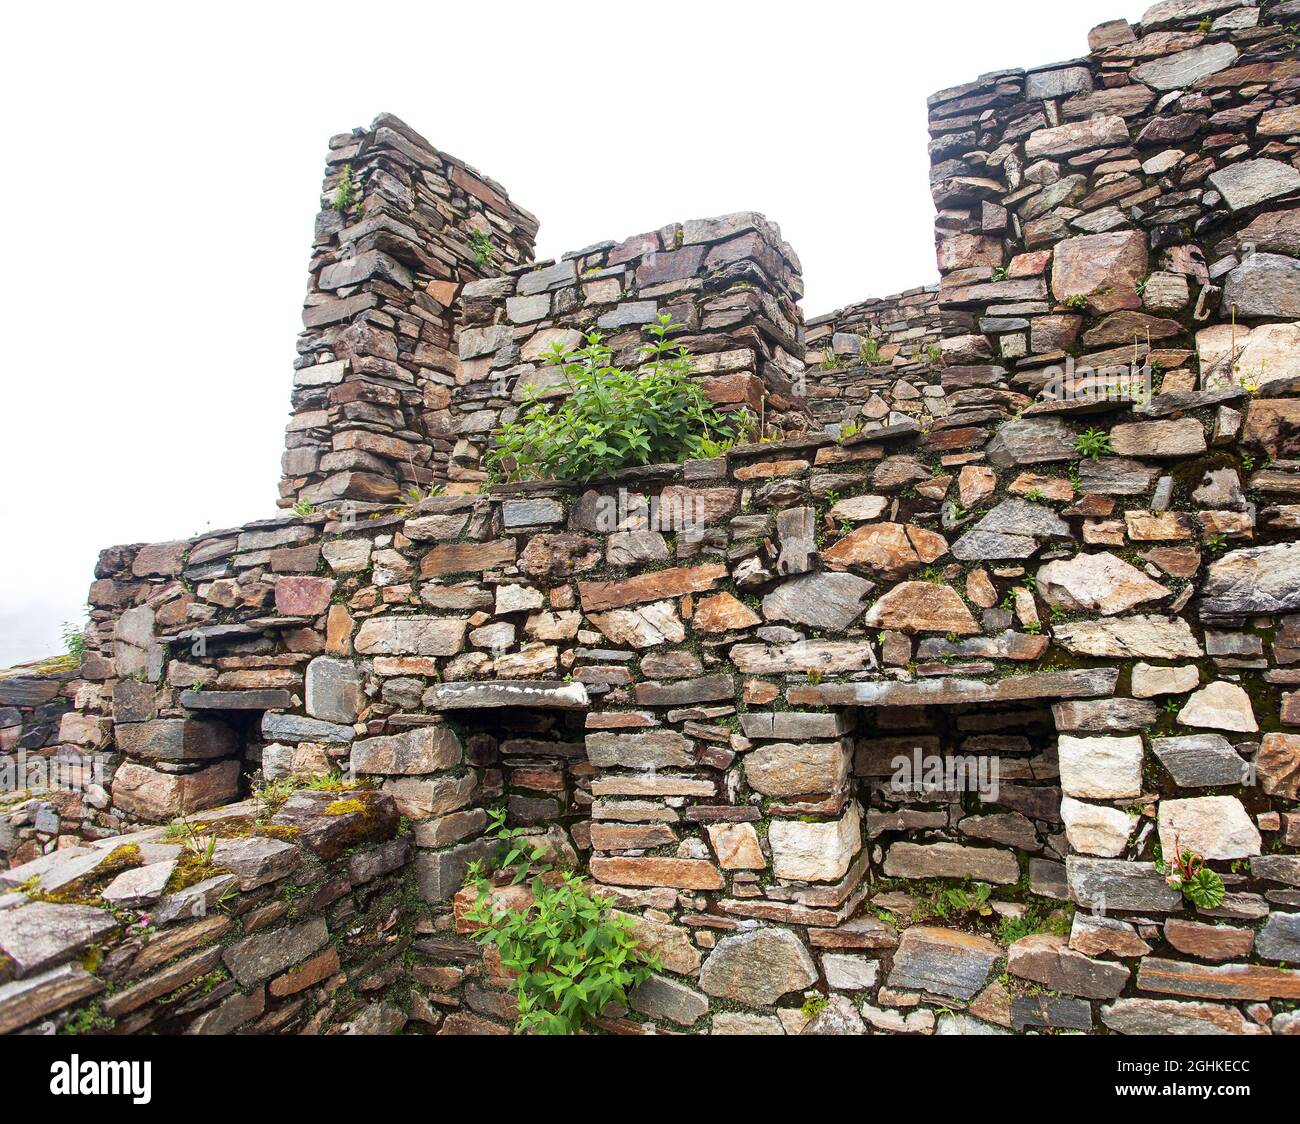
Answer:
[[0, 788, 413, 1034], [281, 114, 538, 509], [0, 660, 86, 864], [446, 212, 811, 484], [5, 1, 1300, 1037], [804, 286, 944, 429]]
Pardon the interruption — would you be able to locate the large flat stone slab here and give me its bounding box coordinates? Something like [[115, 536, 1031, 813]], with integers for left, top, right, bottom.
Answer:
[[0, 901, 119, 978], [787, 667, 1118, 708], [887, 926, 1000, 1000], [423, 680, 589, 710]]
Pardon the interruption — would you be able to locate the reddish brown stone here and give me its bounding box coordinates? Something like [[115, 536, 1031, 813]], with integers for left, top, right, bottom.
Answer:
[[693, 592, 760, 632], [1140, 546, 1201, 578], [1137, 957, 1300, 1001], [274, 576, 336, 616], [656, 486, 739, 528], [589, 856, 724, 890], [823, 523, 948, 581], [269, 946, 341, 997], [1257, 733, 1300, 800], [420, 539, 516, 578], [1163, 919, 1255, 962], [579, 564, 727, 612], [733, 459, 809, 481], [132, 541, 188, 578]]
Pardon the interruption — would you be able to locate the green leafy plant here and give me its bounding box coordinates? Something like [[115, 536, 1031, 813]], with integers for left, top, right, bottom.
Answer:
[[1203, 532, 1227, 553], [1064, 293, 1089, 310], [925, 344, 942, 364], [859, 336, 884, 366], [61, 620, 87, 658], [1075, 428, 1112, 460], [801, 995, 829, 1019], [944, 882, 993, 917], [467, 227, 494, 267], [332, 164, 358, 212], [292, 499, 315, 517], [1156, 837, 1226, 910], [991, 266, 1009, 282], [486, 315, 740, 484], [1025, 487, 1045, 502], [464, 810, 655, 1034], [821, 350, 845, 371]]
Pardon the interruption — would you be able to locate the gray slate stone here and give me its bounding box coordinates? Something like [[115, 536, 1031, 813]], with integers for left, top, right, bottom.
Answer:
[[0, 901, 119, 978], [1067, 857, 1182, 912], [628, 973, 709, 1026], [1053, 698, 1160, 731], [1223, 253, 1300, 319], [761, 571, 875, 630], [1201, 542, 1300, 619], [1209, 160, 1300, 213], [305, 657, 364, 724], [1078, 456, 1161, 495], [1012, 994, 1093, 1031], [210, 837, 300, 891], [260, 712, 355, 743], [0, 962, 103, 1034], [887, 926, 1000, 1000], [351, 725, 462, 776], [585, 730, 693, 769], [117, 718, 237, 762], [1153, 735, 1250, 787], [1255, 912, 1300, 962], [100, 860, 176, 908], [698, 928, 818, 1007], [222, 916, 329, 986], [986, 417, 1076, 467]]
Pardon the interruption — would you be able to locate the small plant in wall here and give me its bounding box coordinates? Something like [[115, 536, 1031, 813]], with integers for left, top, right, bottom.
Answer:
[[1155, 836, 1226, 910], [463, 810, 656, 1034], [60, 617, 88, 658], [467, 227, 494, 266], [858, 336, 884, 367], [1074, 428, 1112, 460], [331, 164, 359, 212], [487, 314, 741, 483]]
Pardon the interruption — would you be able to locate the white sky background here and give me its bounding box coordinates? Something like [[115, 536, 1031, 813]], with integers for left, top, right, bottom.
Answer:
[[0, 0, 1128, 667]]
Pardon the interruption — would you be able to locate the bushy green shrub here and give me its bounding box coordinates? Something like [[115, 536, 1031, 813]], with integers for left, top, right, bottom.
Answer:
[[486, 314, 741, 483], [463, 811, 657, 1034]]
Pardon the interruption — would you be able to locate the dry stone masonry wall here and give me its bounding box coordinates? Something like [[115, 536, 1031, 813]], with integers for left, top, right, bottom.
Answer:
[[448, 212, 811, 483], [4, 0, 1300, 1037], [804, 286, 945, 430], [282, 114, 538, 509]]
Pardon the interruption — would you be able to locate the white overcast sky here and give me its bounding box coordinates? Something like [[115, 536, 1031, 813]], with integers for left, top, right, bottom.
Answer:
[[1, 0, 1127, 667]]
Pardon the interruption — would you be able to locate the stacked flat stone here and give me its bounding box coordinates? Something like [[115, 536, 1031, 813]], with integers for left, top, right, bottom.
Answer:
[[281, 114, 538, 509], [804, 286, 947, 429], [5, 0, 1300, 1036], [448, 212, 811, 483]]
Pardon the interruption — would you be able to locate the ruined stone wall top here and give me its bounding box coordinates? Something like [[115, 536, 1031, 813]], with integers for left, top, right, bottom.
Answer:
[[281, 114, 539, 510]]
